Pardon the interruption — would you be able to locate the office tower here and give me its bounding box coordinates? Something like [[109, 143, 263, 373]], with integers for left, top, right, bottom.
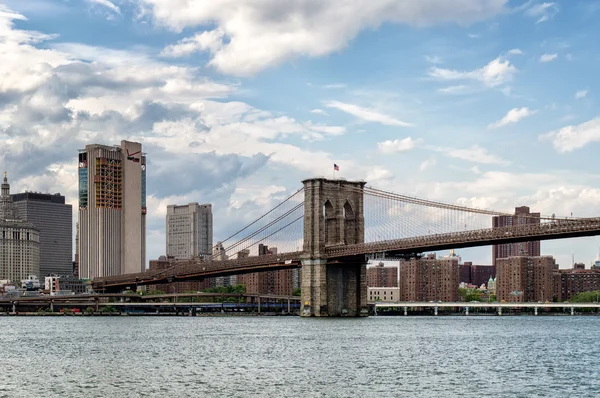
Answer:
[[166, 203, 213, 259], [0, 173, 40, 282], [496, 256, 555, 302], [12, 191, 72, 276], [398, 254, 459, 302], [78, 140, 146, 278], [492, 206, 540, 265]]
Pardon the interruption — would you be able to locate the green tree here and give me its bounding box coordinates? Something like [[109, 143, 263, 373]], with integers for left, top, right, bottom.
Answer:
[[570, 291, 600, 303], [292, 288, 301, 296]]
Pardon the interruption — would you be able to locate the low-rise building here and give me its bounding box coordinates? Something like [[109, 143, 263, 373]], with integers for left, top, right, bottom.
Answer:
[[368, 287, 400, 302]]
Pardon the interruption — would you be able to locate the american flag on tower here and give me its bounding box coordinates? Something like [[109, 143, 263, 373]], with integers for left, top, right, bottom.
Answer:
[[334, 164, 339, 171]]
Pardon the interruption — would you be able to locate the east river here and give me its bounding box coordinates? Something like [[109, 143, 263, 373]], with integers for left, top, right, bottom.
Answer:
[[1, 316, 600, 397]]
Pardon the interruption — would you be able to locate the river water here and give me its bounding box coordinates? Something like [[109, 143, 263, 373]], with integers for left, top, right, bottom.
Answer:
[[1, 315, 599, 397]]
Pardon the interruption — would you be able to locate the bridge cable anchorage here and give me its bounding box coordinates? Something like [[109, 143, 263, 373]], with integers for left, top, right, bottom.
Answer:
[[208, 187, 305, 251]]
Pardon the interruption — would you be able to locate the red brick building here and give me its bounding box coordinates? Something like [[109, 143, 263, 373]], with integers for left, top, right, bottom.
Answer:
[[554, 268, 600, 301], [367, 262, 398, 287], [399, 254, 459, 302], [459, 262, 496, 287], [148, 257, 210, 293], [492, 207, 540, 266], [238, 269, 294, 296], [496, 256, 556, 302]]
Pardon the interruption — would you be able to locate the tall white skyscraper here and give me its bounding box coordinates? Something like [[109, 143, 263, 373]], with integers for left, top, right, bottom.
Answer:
[[78, 140, 147, 278], [166, 203, 213, 259]]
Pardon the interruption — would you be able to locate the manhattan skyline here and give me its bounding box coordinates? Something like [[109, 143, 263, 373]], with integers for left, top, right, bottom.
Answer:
[[1, 0, 600, 267]]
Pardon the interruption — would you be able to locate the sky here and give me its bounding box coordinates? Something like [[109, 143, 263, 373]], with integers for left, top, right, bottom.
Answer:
[[1, 0, 600, 269]]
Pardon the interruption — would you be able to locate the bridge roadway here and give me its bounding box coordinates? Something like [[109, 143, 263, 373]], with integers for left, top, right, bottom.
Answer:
[[93, 217, 600, 291], [0, 293, 300, 305], [374, 302, 600, 309]]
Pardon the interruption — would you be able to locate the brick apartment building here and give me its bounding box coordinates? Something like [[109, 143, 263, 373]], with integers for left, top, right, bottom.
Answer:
[[554, 266, 600, 302], [367, 262, 398, 287], [492, 207, 540, 266], [399, 254, 459, 302], [496, 256, 556, 302], [238, 244, 294, 296], [459, 262, 496, 287]]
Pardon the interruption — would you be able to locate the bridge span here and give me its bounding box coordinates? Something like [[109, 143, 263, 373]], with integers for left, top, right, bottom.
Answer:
[[91, 178, 600, 317]]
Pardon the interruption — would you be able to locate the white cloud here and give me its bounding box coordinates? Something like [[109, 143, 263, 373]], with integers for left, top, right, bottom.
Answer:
[[310, 109, 328, 116], [489, 107, 535, 129], [322, 83, 346, 89], [507, 48, 523, 55], [425, 55, 443, 64], [432, 145, 509, 165], [146, 0, 508, 76], [429, 57, 517, 88], [575, 90, 588, 99], [378, 137, 419, 154], [323, 100, 414, 127], [419, 158, 436, 171], [540, 117, 600, 153], [160, 29, 224, 57], [468, 33, 481, 39], [87, 0, 121, 14], [525, 1, 559, 24], [540, 53, 558, 62], [438, 85, 471, 94]]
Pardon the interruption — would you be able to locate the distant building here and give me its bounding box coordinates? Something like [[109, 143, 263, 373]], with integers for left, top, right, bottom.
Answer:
[[368, 287, 400, 302], [213, 242, 227, 261], [554, 266, 600, 302], [459, 262, 496, 287], [496, 256, 556, 302], [367, 262, 398, 287], [78, 141, 147, 278], [487, 276, 496, 295], [238, 244, 293, 295], [12, 191, 72, 276], [398, 254, 459, 302], [166, 203, 213, 260], [492, 207, 540, 266], [0, 173, 40, 283], [148, 257, 210, 293]]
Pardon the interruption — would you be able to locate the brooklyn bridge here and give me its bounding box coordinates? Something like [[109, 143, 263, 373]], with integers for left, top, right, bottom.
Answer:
[[93, 178, 600, 317]]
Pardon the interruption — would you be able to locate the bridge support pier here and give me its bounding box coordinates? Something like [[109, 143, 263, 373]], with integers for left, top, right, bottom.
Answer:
[[571, 307, 574, 316], [300, 257, 368, 317], [465, 307, 469, 316], [434, 305, 438, 316], [404, 306, 408, 316], [50, 300, 54, 313], [498, 307, 502, 316], [12, 302, 16, 314], [534, 307, 538, 316]]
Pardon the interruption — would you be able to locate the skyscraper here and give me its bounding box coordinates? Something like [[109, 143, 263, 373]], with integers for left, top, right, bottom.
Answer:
[[12, 191, 72, 277], [166, 203, 213, 259], [492, 206, 540, 265], [78, 140, 146, 278], [0, 173, 40, 282]]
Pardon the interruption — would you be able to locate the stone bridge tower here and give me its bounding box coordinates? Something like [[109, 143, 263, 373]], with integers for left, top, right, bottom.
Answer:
[[301, 178, 368, 317]]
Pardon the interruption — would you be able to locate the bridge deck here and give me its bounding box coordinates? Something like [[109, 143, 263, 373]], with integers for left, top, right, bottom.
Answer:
[[93, 218, 600, 290]]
